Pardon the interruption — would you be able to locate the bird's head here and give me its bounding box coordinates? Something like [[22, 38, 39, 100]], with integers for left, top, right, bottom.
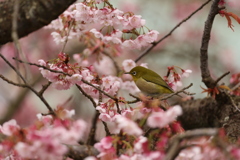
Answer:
[[125, 66, 147, 82]]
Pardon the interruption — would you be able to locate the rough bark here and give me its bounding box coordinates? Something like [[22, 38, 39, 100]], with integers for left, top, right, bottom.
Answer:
[[178, 94, 240, 143], [0, 0, 76, 45]]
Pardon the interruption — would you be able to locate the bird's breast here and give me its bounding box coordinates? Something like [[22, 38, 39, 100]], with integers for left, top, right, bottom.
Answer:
[[135, 77, 164, 97]]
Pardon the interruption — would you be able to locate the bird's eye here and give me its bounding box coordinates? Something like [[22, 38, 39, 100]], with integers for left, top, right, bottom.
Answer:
[[132, 71, 137, 76]]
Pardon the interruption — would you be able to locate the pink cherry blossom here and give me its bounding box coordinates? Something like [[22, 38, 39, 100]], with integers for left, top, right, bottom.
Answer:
[[129, 15, 146, 28], [122, 59, 136, 72], [96, 102, 119, 122], [134, 136, 148, 153], [0, 119, 20, 136], [47, 2, 160, 51], [135, 34, 151, 48], [121, 109, 134, 119], [13, 115, 87, 160], [122, 39, 141, 49], [94, 136, 116, 158], [114, 115, 143, 136], [36, 114, 53, 126], [90, 29, 103, 39], [80, 83, 99, 98], [66, 74, 82, 85], [147, 105, 182, 128], [145, 30, 159, 43], [38, 59, 46, 66], [102, 76, 121, 96], [81, 69, 94, 82], [181, 69, 192, 78], [52, 80, 72, 90], [51, 32, 67, 44]]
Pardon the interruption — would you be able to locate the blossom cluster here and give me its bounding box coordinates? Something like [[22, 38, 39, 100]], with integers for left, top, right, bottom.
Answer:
[[93, 104, 183, 159], [39, 55, 146, 96], [0, 107, 86, 160], [47, 1, 159, 50], [39, 53, 125, 97]]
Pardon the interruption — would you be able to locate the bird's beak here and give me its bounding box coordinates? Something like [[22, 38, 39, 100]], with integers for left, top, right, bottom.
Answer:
[[124, 72, 130, 74]]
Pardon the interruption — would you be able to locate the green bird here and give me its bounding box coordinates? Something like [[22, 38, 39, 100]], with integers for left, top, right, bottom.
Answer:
[[125, 66, 174, 97]]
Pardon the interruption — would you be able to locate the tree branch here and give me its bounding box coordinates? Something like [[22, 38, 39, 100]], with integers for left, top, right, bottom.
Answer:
[[161, 83, 194, 100], [0, 55, 55, 115], [200, 0, 221, 88], [135, 0, 211, 63], [0, 0, 76, 45], [165, 128, 218, 160]]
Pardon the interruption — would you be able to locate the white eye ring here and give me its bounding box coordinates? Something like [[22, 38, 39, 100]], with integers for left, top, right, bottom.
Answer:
[[132, 71, 137, 76]]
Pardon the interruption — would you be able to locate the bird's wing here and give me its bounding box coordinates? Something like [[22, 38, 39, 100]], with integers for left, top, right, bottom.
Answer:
[[142, 74, 174, 92]]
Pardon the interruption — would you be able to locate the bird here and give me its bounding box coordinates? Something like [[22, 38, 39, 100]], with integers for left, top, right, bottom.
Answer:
[[125, 66, 174, 97]]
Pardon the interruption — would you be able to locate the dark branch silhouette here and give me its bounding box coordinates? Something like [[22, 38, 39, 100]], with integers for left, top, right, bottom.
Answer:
[[0, 0, 76, 45]]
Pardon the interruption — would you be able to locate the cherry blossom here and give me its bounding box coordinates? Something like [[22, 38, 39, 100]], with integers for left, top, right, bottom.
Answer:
[[134, 136, 148, 153], [129, 15, 146, 28], [181, 69, 192, 78], [147, 105, 182, 128], [96, 101, 119, 122], [47, 2, 159, 50], [114, 115, 143, 136], [94, 136, 116, 158], [0, 107, 87, 160], [102, 76, 121, 96], [0, 119, 20, 136], [122, 59, 136, 72]]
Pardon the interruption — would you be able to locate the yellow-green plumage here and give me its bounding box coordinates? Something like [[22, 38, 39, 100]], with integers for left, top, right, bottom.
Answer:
[[126, 66, 173, 97]]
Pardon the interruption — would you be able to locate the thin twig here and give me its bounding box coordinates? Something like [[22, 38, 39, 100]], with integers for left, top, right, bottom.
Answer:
[[82, 79, 116, 100], [135, 0, 212, 63], [0, 54, 26, 84], [87, 112, 100, 145], [11, 0, 21, 83], [0, 75, 42, 124], [102, 121, 111, 136], [161, 83, 193, 100], [0, 74, 28, 88], [86, 85, 102, 145], [214, 71, 230, 87], [127, 99, 140, 104], [230, 82, 240, 91], [13, 58, 118, 101], [223, 90, 240, 112], [39, 81, 52, 95], [182, 90, 195, 96], [115, 100, 121, 114], [11, 0, 30, 82], [127, 93, 141, 104], [61, 20, 74, 53], [76, 84, 97, 108], [0, 74, 55, 115], [1, 54, 55, 114]]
